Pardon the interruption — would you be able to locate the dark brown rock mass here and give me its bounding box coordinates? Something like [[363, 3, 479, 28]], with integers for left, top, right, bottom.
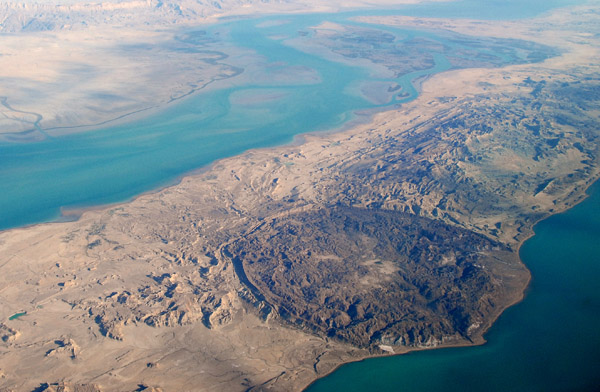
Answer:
[[226, 206, 521, 348]]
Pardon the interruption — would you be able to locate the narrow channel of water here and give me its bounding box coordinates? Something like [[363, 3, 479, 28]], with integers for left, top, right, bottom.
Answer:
[[0, 10, 543, 231], [0, 0, 596, 391]]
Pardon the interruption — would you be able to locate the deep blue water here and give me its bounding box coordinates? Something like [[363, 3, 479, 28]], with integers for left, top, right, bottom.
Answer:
[[1, 1, 598, 390], [307, 181, 600, 392]]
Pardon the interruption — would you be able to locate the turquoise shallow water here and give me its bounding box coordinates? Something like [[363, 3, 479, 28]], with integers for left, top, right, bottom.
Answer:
[[307, 181, 600, 392], [0, 1, 598, 390], [0, 9, 545, 231]]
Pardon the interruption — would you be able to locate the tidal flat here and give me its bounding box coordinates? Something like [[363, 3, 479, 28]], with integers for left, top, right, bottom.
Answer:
[[0, 12, 557, 231], [0, 1, 599, 391]]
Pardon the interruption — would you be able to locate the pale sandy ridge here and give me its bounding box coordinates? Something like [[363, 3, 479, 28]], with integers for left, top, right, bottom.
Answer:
[[1, 4, 600, 392]]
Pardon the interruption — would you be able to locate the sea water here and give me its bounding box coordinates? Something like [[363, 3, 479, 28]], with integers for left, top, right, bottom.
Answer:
[[0, 9, 538, 231], [306, 181, 600, 392], [0, 1, 597, 390]]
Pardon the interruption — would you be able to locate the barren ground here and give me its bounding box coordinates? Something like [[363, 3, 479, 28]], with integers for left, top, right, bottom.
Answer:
[[0, 3, 599, 392]]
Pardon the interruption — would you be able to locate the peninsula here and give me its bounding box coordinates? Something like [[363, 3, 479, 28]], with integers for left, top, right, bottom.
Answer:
[[0, 1, 599, 391]]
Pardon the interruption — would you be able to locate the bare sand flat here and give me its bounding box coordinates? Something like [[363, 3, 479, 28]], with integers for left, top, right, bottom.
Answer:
[[0, 0, 445, 140], [0, 2, 599, 391]]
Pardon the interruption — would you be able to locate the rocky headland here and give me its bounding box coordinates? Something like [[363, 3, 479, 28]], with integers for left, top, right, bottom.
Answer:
[[0, 3, 599, 392]]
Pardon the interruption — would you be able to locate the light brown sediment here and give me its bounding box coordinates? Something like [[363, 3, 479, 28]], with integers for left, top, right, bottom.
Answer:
[[0, 4, 599, 391]]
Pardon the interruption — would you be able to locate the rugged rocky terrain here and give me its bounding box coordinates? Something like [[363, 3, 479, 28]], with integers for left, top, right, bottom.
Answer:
[[228, 206, 522, 347], [0, 3, 599, 392]]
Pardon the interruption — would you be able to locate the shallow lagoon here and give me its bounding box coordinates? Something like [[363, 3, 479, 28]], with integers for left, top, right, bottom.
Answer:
[[0, 0, 597, 391], [0, 10, 549, 231]]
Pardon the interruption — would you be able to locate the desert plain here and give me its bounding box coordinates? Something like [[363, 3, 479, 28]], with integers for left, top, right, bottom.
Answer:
[[0, 1, 600, 391]]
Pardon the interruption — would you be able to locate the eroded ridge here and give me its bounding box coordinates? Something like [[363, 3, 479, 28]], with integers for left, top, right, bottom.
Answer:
[[227, 206, 523, 348], [1, 5, 600, 391], [1, 69, 598, 390]]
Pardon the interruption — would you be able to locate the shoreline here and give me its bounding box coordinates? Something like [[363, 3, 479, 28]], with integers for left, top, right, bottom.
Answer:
[[0, 106, 382, 234], [0, 65, 418, 235], [0, 69, 593, 392], [0, 3, 598, 390], [303, 174, 600, 391]]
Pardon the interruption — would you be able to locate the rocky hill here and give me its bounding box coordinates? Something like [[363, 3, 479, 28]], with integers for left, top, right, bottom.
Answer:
[[0, 3, 599, 392], [228, 206, 520, 348]]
